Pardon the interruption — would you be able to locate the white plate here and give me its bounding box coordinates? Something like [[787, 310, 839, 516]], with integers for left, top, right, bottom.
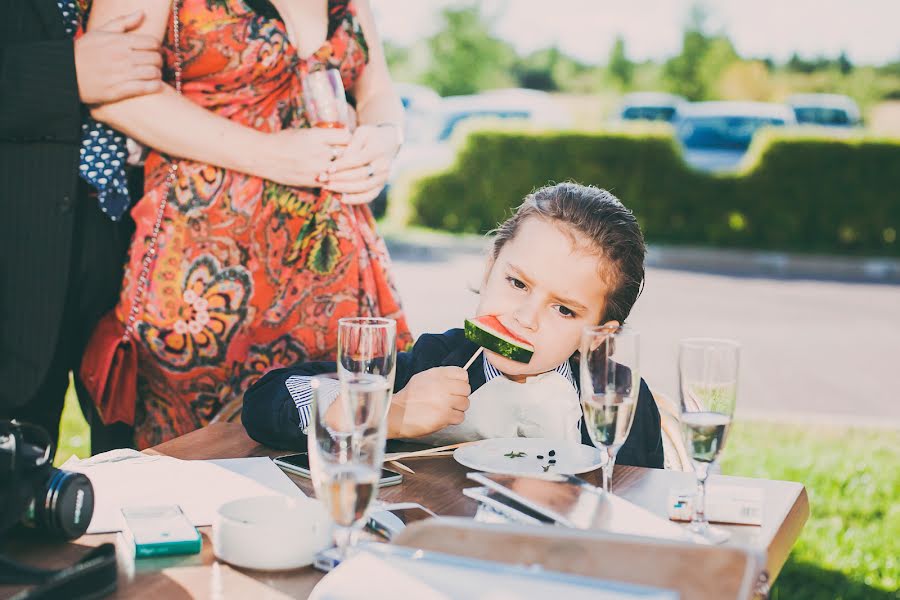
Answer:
[[453, 438, 604, 476]]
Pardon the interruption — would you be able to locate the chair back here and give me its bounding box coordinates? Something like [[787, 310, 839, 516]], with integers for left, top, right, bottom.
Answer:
[[654, 390, 693, 472]]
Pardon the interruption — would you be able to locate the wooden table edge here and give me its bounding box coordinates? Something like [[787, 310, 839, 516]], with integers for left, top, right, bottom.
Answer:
[[765, 483, 810, 581]]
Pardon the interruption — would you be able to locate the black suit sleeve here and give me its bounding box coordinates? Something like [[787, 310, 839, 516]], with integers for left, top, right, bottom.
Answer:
[[614, 379, 665, 469], [0, 40, 83, 142], [242, 332, 460, 450]]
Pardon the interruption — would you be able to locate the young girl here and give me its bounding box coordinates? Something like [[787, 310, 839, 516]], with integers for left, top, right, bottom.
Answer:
[[242, 182, 664, 469]]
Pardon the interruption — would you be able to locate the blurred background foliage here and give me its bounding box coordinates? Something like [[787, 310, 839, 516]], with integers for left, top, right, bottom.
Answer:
[[408, 128, 900, 256], [384, 5, 900, 115]]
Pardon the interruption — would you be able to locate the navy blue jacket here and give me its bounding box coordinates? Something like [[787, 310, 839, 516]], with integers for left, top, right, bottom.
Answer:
[[243, 329, 664, 469]]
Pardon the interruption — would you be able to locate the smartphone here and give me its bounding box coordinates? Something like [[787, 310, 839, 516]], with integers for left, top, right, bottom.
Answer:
[[273, 452, 403, 487], [121, 505, 202, 558], [463, 486, 556, 526], [366, 502, 436, 540]]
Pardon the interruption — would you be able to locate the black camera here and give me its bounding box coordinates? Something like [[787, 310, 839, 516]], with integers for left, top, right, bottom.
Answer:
[[1, 420, 94, 540]]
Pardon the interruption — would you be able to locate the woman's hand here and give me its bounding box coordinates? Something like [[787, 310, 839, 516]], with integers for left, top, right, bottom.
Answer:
[[320, 124, 402, 205], [259, 127, 352, 188]]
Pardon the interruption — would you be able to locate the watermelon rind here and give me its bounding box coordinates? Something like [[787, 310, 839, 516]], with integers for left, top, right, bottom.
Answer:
[[464, 318, 534, 363]]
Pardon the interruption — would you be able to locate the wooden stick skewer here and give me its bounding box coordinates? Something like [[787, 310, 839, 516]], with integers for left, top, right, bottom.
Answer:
[[463, 346, 484, 371], [388, 460, 415, 475], [385, 441, 473, 462]]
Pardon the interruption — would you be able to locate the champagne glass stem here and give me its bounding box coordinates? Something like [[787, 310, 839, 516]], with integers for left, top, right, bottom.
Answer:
[[333, 524, 353, 561], [603, 448, 618, 494], [691, 461, 711, 533]]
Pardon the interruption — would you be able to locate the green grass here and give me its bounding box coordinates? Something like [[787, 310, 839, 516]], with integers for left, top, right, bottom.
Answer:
[[57, 389, 898, 598], [720, 422, 899, 599], [55, 377, 90, 466]]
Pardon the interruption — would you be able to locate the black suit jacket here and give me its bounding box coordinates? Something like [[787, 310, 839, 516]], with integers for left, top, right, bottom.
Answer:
[[243, 329, 665, 469], [1, 0, 105, 408]]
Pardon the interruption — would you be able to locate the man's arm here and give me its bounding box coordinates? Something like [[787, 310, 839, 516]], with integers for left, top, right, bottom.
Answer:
[[1, 10, 162, 142], [0, 41, 82, 141]]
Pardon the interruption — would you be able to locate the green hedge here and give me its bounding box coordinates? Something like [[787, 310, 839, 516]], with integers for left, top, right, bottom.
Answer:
[[409, 127, 900, 256]]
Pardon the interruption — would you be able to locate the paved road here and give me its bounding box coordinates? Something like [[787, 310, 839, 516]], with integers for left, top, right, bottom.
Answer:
[[388, 244, 900, 424]]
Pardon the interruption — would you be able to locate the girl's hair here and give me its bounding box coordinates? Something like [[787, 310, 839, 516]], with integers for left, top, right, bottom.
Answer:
[[491, 182, 646, 324]]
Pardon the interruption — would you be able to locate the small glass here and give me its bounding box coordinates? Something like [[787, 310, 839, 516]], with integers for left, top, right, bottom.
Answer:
[[301, 68, 349, 128], [579, 325, 640, 494], [307, 375, 391, 560], [678, 338, 740, 544], [337, 317, 397, 394]]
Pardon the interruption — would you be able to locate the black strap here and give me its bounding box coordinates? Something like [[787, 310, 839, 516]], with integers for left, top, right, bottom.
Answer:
[[0, 543, 117, 599]]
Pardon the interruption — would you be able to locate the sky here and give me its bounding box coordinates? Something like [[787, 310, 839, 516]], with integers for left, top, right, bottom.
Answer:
[[369, 0, 900, 66]]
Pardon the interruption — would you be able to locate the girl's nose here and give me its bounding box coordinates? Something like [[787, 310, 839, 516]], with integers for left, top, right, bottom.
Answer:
[[513, 298, 540, 331]]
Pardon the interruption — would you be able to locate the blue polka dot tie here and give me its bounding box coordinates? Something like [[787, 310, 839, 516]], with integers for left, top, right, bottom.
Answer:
[[58, 0, 132, 221]]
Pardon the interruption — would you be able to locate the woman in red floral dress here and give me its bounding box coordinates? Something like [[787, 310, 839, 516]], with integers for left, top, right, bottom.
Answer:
[[86, 0, 413, 448]]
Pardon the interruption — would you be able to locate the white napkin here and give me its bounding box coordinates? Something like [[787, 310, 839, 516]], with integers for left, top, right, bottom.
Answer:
[[416, 369, 582, 446], [63, 452, 305, 533]]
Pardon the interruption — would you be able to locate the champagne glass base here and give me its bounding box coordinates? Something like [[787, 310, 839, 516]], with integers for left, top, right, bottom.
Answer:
[[688, 521, 731, 545]]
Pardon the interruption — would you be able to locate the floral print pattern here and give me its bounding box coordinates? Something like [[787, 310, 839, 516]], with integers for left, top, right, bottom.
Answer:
[[111, 0, 413, 448]]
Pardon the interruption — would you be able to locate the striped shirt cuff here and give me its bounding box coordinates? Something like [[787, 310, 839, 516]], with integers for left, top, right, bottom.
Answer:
[[285, 376, 341, 434]]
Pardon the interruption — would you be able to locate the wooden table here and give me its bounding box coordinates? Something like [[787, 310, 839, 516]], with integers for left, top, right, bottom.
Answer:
[[1, 422, 808, 599]]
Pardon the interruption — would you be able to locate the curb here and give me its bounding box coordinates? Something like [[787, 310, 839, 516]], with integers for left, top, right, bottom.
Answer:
[[646, 245, 900, 284]]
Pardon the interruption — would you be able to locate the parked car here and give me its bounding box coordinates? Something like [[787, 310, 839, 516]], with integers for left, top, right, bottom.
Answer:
[[377, 90, 571, 215], [394, 82, 443, 144], [616, 92, 685, 122], [674, 101, 796, 173], [786, 93, 862, 127]]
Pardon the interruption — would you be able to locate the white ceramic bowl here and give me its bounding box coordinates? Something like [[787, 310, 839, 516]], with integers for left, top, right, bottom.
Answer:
[[212, 495, 332, 571]]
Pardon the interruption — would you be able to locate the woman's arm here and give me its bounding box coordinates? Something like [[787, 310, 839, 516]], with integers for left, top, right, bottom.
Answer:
[[350, 0, 404, 134], [321, 0, 404, 203], [87, 0, 349, 187]]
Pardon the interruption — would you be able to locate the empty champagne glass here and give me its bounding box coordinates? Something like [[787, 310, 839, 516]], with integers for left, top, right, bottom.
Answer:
[[580, 325, 640, 494], [301, 68, 349, 128], [308, 375, 391, 560], [337, 317, 397, 397], [678, 338, 740, 544]]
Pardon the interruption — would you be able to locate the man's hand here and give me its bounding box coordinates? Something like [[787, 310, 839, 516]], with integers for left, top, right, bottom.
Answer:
[[75, 11, 163, 105], [387, 367, 471, 438]]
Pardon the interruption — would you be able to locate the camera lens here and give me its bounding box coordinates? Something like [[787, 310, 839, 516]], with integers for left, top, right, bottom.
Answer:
[[34, 468, 95, 539]]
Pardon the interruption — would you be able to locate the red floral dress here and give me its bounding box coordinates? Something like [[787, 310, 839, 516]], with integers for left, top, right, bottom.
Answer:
[[116, 0, 412, 448]]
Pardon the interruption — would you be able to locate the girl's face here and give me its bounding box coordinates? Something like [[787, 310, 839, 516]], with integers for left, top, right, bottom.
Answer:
[[476, 217, 617, 382]]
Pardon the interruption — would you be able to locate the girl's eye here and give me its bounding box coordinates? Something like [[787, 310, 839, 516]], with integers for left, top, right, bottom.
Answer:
[[556, 305, 576, 318], [507, 276, 527, 290]]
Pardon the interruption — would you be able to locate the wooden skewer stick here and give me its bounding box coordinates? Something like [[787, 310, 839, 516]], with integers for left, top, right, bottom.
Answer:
[[385, 441, 472, 462], [463, 346, 484, 371], [388, 460, 415, 474]]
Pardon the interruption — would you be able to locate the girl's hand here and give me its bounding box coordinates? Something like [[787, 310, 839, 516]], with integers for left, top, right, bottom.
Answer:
[[320, 124, 401, 205], [259, 127, 351, 188], [386, 367, 470, 438]]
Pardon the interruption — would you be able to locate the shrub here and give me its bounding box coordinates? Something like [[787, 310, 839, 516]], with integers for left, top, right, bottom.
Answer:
[[409, 127, 900, 256]]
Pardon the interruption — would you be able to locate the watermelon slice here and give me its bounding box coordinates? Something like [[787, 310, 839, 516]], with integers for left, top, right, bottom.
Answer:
[[464, 315, 534, 363]]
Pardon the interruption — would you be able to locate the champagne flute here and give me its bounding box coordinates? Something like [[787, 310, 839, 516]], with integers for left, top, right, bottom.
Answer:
[[579, 325, 640, 494], [307, 375, 391, 560], [678, 338, 740, 544], [301, 68, 349, 128]]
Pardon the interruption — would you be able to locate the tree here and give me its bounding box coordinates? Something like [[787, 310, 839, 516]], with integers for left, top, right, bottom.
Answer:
[[607, 36, 634, 89], [422, 6, 516, 96], [513, 47, 562, 91], [837, 51, 853, 75], [663, 4, 739, 101], [663, 5, 712, 100]]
